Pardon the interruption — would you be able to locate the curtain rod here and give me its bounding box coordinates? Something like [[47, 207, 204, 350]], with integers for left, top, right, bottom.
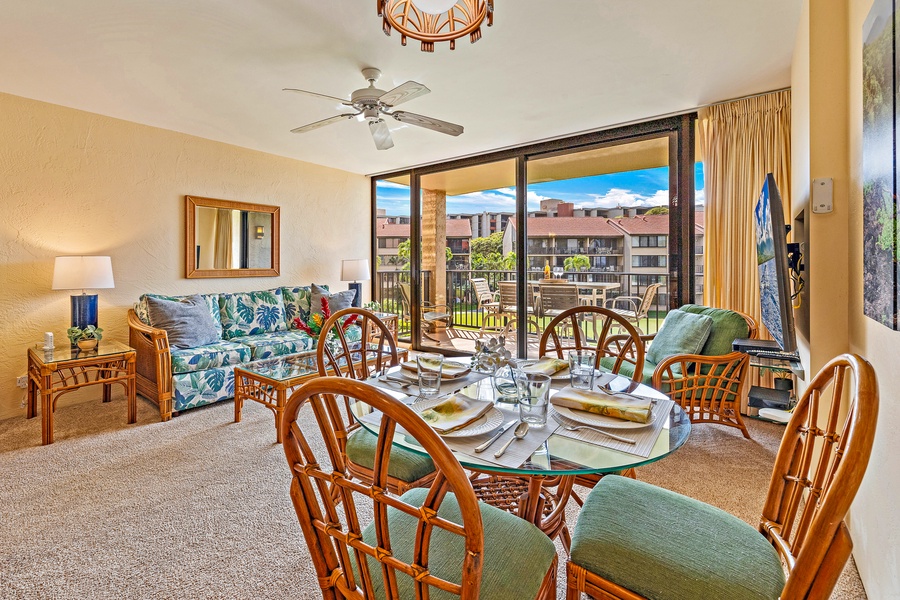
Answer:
[[366, 86, 791, 178]]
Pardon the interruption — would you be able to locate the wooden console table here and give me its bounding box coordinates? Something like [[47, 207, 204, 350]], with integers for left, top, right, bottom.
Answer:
[[27, 341, 137, 445]]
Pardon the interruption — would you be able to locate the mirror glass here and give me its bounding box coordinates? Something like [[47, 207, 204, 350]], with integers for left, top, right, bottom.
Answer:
[[185, 196, 280, 278]]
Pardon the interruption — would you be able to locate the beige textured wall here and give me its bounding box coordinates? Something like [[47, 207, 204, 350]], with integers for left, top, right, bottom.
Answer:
[[846, 0, 900, 595], [794, 0, 900, 596], [0, 92, 369, 421]]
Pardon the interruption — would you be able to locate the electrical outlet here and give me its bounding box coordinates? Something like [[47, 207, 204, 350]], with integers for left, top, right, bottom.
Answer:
[[16, 375, 27, 389]]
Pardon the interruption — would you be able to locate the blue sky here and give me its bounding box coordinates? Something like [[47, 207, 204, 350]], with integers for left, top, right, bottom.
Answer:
[[376, 163, 705, 216]]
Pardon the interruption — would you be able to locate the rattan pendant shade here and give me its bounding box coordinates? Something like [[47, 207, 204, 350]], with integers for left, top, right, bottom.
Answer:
[[377, 0, 494, 52]]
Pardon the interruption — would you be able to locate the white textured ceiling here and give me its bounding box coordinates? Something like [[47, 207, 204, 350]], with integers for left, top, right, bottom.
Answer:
[[0, 1, 802, 176]]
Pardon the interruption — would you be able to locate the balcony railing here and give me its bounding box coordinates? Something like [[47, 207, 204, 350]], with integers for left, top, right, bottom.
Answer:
[[373, 268, 702, 341]]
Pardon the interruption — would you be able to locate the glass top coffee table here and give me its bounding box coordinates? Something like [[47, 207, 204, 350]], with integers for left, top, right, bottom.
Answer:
[[234, 345, 408, 444]]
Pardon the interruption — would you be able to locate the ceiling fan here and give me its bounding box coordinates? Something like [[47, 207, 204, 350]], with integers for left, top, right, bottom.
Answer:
[[284, 67, 464, 150]]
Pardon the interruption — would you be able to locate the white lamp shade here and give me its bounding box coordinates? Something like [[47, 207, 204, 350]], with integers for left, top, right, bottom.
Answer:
[[52, 256, 115, 290], [412, 0, 458, 14], [341, 258, 371, 282]]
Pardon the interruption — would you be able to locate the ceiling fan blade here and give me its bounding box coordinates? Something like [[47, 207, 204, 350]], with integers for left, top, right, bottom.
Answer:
[[290, 113, 357, 134], [283, 88, 352, 105], [390, 111, 464, 136], [378, 81, 430, 107], [369, 119, 394, 150]]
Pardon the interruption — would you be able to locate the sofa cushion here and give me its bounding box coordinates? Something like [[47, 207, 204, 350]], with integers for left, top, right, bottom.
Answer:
[[147, 294, 221, 349], [358, 488, 556, 600], [281, 285, 314, 327], [170, 341, 252, 374], [219, 289, 288, 339], [679, 304, 751, 356], [230, 331, 316, 360], [135, 293, 222, 330], [598, 356, 658, 386], [571, 476, 785, 600], [309, 283, 355, 316], [646, 309, 714, 374]]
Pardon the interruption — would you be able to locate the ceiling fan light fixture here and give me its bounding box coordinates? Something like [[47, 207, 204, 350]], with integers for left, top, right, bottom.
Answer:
[[378, 0, 494, 52]]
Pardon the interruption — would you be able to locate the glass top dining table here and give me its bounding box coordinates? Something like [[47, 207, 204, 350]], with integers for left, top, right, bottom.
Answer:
[[355, 367, 692, 478]]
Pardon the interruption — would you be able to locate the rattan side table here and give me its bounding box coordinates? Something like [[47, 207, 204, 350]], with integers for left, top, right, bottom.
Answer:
[[27, 341, 137, 445]]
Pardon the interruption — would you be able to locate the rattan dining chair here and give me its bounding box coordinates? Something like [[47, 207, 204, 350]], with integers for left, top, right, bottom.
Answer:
[[566, 353, 879, 600], [282, 377, 559, 600], [316, 307, 436, 495], [539, 305, 647, 500]]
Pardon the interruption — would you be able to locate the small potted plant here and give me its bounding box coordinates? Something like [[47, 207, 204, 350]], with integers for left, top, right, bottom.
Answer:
[[363, 300, 382, 313], [67, 325, 103, 351]]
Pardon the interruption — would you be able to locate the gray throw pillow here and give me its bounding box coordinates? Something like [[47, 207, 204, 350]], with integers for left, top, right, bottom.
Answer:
[[309, 283, 356, 316], [647, 309, 714, 372], [147, 294, 221, 349]]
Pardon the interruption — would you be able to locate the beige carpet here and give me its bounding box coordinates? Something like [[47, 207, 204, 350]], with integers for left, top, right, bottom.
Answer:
[[0, 395, 867, 599]]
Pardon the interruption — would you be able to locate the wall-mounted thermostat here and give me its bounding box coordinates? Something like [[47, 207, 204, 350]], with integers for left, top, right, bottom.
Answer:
[[812, 177, 833, 213]]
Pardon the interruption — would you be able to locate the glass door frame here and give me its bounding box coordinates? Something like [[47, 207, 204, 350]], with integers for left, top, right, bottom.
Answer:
[[371, 113, 697, 356]]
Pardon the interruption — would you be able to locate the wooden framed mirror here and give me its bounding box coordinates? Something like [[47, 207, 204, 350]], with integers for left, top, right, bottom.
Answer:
[[185, 196, 280, 278]]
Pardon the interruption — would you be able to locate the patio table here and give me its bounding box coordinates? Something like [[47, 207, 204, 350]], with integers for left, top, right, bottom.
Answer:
[[353, 368, 690, 545]]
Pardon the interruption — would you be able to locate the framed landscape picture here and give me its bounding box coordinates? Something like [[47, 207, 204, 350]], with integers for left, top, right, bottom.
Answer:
[[863, 0, 899, 329]]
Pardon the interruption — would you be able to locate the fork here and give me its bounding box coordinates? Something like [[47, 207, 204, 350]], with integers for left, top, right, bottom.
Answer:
[[558, 423, 636, 444]]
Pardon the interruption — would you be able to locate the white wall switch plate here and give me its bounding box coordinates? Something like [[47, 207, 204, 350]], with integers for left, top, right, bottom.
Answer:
[[812, 177, 833, 213], [16, 375, 27, 388]]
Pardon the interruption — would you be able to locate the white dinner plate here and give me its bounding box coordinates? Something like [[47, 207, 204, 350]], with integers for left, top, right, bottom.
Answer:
[[550, 403, 656, 430], [411, 398, 504, 438], [400, 360, 472, 380]]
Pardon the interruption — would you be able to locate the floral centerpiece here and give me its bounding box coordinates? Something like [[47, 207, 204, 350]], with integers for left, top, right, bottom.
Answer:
[[470, 335, 512, 373], [293, 297, 358, 340]]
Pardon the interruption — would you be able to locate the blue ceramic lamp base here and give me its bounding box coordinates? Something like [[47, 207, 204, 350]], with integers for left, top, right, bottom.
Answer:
[[348, 282, 362, 308], [70, 293, 99, 330]]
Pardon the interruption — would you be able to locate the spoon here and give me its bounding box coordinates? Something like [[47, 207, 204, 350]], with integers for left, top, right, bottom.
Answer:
[[494, 422, 529, 458]]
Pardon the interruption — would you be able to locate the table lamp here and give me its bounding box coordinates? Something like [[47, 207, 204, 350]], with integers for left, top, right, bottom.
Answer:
[[52, 256, 115, 329], [341, 258, 370, 308]]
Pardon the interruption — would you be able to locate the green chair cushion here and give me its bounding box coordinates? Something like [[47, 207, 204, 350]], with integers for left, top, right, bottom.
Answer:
[[646, 309, 714, 370], [598, 356, 657, 386], [571, 476, 785, 600], [680, 304, 751, 356], [346, 428, 436, 483], [358, 488, 556, 600]]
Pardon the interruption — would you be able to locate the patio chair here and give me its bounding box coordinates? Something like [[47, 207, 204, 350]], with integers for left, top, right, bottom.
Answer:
[[398, 281, 454, 346], [316, 307, 436, 495], [282, 377, 559, 600], [497, 280, 542, 339], [566, 353, 879, 600], [535, 282, 582, 319], [470, 277, 503, 336], [604, 282, 663, 334]]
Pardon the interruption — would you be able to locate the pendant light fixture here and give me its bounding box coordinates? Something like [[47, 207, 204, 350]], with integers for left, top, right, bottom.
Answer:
[[377, 0, 494, 52]]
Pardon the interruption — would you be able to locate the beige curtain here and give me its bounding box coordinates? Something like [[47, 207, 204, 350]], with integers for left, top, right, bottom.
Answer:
[[213, 208, 233, 269], [698, 90, 791, 334]]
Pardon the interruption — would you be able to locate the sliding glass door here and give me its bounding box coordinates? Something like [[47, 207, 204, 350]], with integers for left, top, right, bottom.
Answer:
[[371, 115, 698, 357]]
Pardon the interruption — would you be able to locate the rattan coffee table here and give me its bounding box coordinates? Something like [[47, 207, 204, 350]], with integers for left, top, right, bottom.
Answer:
[[234, 346, 409, 443], [234, 352, 319, 444]]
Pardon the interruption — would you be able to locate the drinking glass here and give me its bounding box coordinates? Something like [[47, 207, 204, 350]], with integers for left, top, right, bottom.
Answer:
[[568, 350, 597, 390], [416, 353, 444, 397], [516, 372, 551, 427], [492, 364, 518, 404]]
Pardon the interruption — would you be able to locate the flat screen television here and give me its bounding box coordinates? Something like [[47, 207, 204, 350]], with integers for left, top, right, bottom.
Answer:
[[753, 173, 798, 353]]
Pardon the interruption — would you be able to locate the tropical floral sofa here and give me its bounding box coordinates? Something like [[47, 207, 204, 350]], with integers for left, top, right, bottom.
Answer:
[[127, 285, 356, 421]]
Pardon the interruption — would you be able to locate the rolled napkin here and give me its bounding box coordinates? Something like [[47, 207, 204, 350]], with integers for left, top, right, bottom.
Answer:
[[401, 360, 471, 379], [521, 357, 569, 375], [417, 393, 493, 434], [551, 386, 653, 424]]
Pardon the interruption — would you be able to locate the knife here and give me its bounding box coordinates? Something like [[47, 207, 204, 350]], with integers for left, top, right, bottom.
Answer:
[[474, 421, 517, 453]]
